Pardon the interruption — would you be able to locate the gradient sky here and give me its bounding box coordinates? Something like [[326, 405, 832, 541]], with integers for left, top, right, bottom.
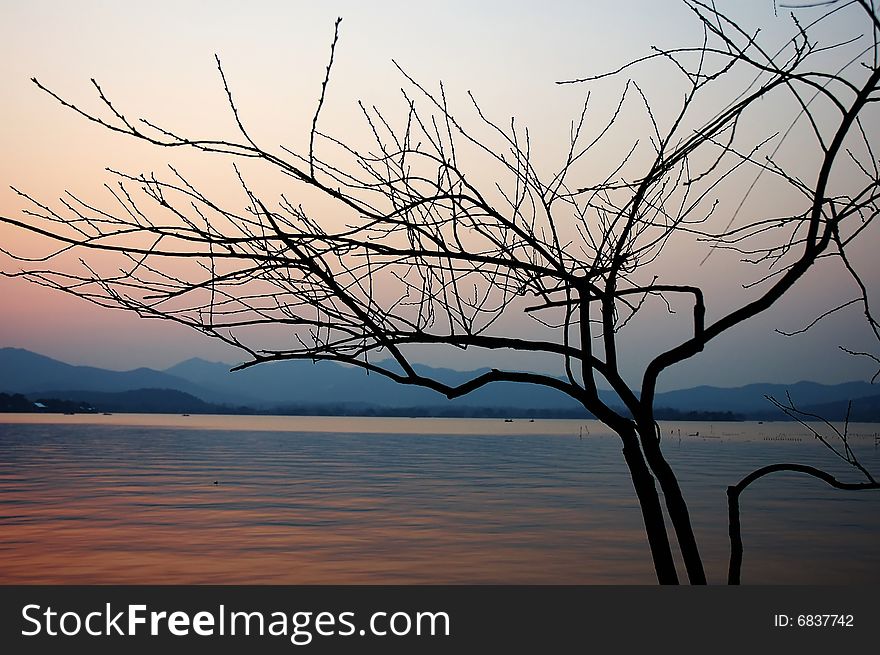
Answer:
[[1, 0, 878, 390]]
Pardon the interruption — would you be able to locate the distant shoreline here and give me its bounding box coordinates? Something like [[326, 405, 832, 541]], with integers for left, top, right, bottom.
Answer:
[[4, 389, 876, 422], [4, 348, 880, 421], [0, 392, 740, 421]]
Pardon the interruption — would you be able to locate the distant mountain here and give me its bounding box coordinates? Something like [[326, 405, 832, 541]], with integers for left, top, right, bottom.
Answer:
[[29, 388, 237, 415], [790, 394, 880, 423], [2, 347, 877, 419], [164, 356, 584, 410], [163, 356, 877, 416], [2, 348, 583, 410], [654, 380, 877, 414], [0, 348, 242, 404]]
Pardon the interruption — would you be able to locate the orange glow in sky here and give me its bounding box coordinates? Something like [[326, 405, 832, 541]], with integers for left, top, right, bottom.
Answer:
[[1, 0, 878, 389]]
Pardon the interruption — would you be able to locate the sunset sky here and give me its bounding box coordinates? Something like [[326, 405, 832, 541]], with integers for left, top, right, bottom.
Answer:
[[1, 0, 878, 391]]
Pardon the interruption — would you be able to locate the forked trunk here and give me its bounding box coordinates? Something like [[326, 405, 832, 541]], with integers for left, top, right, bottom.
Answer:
[[636, 420, 707, 585], [617, 427, 679, 584]]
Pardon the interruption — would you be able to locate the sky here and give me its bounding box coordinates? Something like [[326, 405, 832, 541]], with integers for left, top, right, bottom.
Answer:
[[1, 0, 879, 391]]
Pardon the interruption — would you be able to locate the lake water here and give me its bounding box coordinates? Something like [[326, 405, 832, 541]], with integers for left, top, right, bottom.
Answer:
[[0, 415, 877, 584]]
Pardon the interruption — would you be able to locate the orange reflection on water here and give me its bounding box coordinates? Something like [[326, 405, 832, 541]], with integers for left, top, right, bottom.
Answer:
[[0, 483, 650, 584], [2, 415, 878, 584]]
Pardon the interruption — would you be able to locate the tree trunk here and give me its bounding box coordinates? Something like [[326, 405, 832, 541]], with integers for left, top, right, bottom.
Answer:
[[636, 420, 707, 585], [727, 463, 879, 584], [618, 428, 680, 584]]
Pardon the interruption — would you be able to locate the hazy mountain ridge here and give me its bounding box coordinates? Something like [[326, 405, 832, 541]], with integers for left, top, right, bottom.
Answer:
[[0, 347, 243, 404], [2, 347, 878, 418], [159, 353, 880, 415], [164, 355, 586, 409], [28, 388, 238, 414], [773, 394, 880, 423]]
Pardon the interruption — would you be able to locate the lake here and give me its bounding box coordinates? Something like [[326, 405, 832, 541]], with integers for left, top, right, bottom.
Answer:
[[0, 415, 877, 584]]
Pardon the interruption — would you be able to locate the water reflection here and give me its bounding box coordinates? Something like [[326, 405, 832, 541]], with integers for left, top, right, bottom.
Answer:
[[0, 416, 877, 584]]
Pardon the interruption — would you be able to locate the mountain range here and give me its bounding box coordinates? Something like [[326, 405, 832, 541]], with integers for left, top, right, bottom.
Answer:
[[1, 347, 878, 420]]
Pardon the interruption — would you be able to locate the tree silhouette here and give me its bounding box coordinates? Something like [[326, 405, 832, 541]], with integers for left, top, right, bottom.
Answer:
[[2, 0, 879, 583], [727, 395, 879, 584]]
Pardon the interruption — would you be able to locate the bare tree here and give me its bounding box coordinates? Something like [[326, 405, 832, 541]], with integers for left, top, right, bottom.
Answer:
[[727, 396, 879, 584], [2, 0, 879, 584]]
